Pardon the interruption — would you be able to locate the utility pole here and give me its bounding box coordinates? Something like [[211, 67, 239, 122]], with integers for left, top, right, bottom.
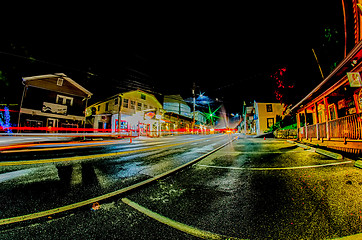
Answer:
[[117, 94, 122, 136], [83, 97, 89, 141], [243, 101, 247, 135], [17, 85, 27, 133], [192, 82, 196, 133]]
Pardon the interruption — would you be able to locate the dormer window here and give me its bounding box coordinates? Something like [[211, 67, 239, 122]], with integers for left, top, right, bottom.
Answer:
[[57, 78, 64, 86]]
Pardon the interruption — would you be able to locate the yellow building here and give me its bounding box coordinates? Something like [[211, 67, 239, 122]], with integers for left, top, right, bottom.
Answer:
[[254, 101, 284, 135], [87, 90, 163, 135]]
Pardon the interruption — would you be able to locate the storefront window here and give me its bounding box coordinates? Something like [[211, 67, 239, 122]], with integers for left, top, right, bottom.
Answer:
[[328, 104, 337, 120], [317, 104, 325, 122], [345, 96, 356, 115]]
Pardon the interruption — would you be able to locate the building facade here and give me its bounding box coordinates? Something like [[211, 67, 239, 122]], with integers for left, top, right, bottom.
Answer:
[[254, 101, 284, 135], [192, 110, 207, 126], [87, 90, 163, 136], [19, 73, 92, 131], [292, 0, 362, 154], [292, 41, 362, 154], [163, 95, 191, 118]]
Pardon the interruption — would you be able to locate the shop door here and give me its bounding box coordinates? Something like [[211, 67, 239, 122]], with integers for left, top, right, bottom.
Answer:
[[47, 118, 58, 132]]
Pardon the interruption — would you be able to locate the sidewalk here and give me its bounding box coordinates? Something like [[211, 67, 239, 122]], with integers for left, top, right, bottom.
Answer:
[[286, 140, 344, 160]]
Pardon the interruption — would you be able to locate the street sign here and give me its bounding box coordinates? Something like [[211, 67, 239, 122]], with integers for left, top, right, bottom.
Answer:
[[347, 72, 362, 87]]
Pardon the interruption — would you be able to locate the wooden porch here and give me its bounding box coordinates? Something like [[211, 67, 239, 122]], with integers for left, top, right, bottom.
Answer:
[[298, 112, 362, 155]]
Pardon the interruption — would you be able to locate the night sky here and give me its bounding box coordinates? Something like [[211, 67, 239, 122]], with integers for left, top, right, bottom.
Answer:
[[0, 1, 345, 113]]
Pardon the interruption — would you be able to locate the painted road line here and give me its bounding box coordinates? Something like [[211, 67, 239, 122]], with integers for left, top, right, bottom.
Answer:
[[121, 198, 244, 240], [197, 160, 352, 171], [0, 135, 225, 167], [0, 140, 118, 152], [1, 141, 122, 153], [0, 136, 237, 226], [211, 151, 306, 154]]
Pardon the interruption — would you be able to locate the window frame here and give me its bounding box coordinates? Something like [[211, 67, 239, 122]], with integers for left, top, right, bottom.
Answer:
[[266, 104, 273, 112], [123, 98, 129, 108], [137, 102, 142, 111], [328, 104, 337, 121], [130, 100, 135, 109], [56, 95, 73, 106], [267, 117, 274, 128]]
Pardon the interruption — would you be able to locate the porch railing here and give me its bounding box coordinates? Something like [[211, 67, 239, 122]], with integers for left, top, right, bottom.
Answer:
[[299, 112, 362, 140]]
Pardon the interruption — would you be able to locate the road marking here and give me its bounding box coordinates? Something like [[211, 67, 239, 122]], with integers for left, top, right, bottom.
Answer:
[[197, 160, 353, 170], [121, 198, 244, 240], [0, 135, 225, 166], [0, 141, 122, 153], [0, 140, 116, 150], [0, 136, 237, 226], [217, 151, 304, 154]]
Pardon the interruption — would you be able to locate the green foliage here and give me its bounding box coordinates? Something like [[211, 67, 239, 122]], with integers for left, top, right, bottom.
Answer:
[[0, 70, 8, 87], [264, 115, 298, 133]]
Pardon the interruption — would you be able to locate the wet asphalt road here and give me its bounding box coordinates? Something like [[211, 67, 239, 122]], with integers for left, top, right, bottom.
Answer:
[[1, 135, 362, 239]]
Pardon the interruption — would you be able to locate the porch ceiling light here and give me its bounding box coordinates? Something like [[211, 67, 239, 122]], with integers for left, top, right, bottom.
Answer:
[[351, 58, 358, 67]]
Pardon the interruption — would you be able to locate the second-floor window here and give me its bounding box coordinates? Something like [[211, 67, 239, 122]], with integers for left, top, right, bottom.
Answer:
[[130, 100, 135, 109], [266, 104, 273, 112], [137, 102, 142, 111], [56, 95, 73, 106], [105, 102, 109, 111], [123, 99, 129, 108]]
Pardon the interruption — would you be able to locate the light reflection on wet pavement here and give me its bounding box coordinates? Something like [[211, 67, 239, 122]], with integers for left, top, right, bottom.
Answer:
[[1, 136, 362, 239]]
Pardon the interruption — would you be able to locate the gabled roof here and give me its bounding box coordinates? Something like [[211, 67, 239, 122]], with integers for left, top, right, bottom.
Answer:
[[88, 89, 162, 108], [164, 94, 188, 104], [22, 73, 93, 98]]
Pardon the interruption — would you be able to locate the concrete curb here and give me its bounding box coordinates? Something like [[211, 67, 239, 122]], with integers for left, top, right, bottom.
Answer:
[[329, 232, 362, 239], [355, 160, 362, 169], [286, 140, 343, 160]]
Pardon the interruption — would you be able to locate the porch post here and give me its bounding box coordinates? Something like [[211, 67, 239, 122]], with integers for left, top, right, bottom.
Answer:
[[323, 97, 330, 140], [296, 112, 301, 140], [304, 109, 308, 139], [314, 103, 319, 140]]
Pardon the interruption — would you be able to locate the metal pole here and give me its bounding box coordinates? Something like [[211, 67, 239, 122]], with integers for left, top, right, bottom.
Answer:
[[243, 101, 247, 135], [192, 82, 196, 133], [17, 85, 27, 133], [312, 48, 325, 79], [117, 95, 122, 136], [83, 97, 89, 141]]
